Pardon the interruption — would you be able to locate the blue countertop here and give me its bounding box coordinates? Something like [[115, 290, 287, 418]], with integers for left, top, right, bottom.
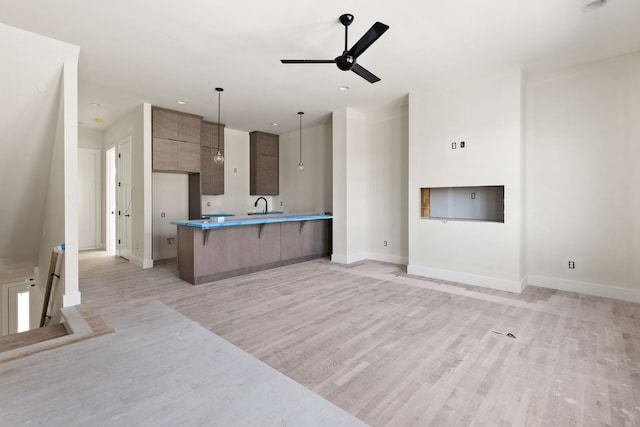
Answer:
[[171, 213, 332, 230]]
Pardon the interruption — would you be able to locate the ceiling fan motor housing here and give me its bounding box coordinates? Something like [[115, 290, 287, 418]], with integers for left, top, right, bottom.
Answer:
[[339, 14, 354, 26], [336, 54, 355, 71]]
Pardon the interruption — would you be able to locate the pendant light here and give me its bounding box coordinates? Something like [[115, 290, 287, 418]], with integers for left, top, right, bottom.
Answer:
[[297, 112, 304, 171], [213, 87, 224, 165]]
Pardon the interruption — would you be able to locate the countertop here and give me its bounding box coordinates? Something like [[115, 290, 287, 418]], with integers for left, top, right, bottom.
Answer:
[[171, 212, 332, 230]]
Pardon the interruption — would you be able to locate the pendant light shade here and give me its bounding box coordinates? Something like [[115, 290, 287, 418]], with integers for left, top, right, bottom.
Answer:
[[214, 87, 224, 165], [297, 112, 304, 171]]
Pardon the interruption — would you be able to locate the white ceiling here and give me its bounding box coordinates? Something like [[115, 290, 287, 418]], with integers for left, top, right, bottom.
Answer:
[[2, 0, 639, 134]]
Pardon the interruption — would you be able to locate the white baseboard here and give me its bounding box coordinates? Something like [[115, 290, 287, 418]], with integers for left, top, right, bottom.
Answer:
[[364, 252, 408, 265], [130, 256, 154, 269], [528, 275, 640, 303], [407, 264, 525, 294], [331, 252, 368, 265], [62, 291, 82, 307]]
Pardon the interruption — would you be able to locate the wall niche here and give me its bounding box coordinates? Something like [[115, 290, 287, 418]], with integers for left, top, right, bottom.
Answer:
[[421, 185, 504, 223]]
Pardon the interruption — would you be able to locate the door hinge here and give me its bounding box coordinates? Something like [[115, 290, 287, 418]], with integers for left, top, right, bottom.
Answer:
[[118, 239, 121, 244], [118, 182, 121, 187], [118, 153, 121, 158]]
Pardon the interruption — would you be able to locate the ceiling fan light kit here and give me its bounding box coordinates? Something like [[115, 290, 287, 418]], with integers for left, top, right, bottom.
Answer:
[[281, 13, 389, 83]]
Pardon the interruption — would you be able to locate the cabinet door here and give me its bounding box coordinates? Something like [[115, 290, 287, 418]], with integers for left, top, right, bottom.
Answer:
[[201, 121, 224, 148], [178, 113, 201, 143], [152, 108, 178, 140], [153, 138, 178, 171], [250, 131, 279, 195], [200, 144, 224, 195], [178, 142, 200, 173]]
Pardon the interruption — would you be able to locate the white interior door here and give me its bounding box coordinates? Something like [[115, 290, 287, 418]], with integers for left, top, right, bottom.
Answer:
[[106, 147, 116, 252], [78, 148, 101, 250], [116, 138, 132, 259]]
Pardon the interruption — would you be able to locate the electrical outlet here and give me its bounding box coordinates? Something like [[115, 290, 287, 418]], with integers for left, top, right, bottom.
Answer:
[[460, 141, 465, 148], [280, 201, 284, 206], [234, 167, 238, 173], [568, 261, 575, 269], [384, 240, 388, 247], [451, 142, 457, 149], [471, 193, 476, 199], [207, 202, 211, 207], [167, 237, 175, 245], [161, 212, 166, 218]]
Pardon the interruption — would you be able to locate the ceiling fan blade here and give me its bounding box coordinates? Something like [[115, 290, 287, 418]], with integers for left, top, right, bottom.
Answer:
[[281, 59, 335, 64], [347, 22, 389, 59], [351, 63, 380, 83]]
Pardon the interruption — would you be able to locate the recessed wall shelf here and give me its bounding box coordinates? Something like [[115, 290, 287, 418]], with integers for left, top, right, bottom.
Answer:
[[421, 185, 505, 223]]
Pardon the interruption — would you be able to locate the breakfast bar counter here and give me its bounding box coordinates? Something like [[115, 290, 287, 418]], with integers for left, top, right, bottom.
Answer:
[[171, 213, 332, 285]]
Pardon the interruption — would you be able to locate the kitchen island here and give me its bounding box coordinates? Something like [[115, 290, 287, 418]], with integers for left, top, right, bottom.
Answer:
[[171, 213, 332, 285]]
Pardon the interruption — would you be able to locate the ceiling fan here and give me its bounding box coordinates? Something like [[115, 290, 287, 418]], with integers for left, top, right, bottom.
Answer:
[[281, 14, 389, 83]]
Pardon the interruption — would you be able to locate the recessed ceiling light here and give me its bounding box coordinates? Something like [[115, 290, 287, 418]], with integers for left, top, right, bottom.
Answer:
[[91, 102, 103, 107], [94, 118, 104, 123], [338, 86, 350, 91], [176, 100, 187, 105], [272, 123, 279, 127]]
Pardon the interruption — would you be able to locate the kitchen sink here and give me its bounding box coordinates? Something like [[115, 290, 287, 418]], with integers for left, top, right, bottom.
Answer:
[[247, 211, 285, 215]]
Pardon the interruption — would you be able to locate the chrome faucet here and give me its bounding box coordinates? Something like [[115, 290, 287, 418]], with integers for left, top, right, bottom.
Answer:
[[254, 197, 268, 214]]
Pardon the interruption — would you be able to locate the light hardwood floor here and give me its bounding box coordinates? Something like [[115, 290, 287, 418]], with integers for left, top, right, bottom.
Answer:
[[77, 252, 640, 426]]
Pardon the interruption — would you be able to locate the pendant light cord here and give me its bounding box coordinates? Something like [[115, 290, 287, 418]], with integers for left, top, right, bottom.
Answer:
[[298, 112, 304, 166], [216, 88, 223, 152]]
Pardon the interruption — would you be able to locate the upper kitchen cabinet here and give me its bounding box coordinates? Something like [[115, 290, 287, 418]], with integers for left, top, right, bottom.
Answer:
[[250, 131, 279, 195], [200, 121, 225, 195], [152, 107, 202, 173]]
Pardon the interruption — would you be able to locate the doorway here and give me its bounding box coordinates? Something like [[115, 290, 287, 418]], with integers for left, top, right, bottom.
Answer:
[[115, 137, 132, 260], [106, 147, 116, 253]]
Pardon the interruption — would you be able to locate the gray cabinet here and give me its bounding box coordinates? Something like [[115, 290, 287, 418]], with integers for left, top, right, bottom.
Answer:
[[152, 107, 201, 173], [250, 131, 278, 195], [200, 121, 225, 195]]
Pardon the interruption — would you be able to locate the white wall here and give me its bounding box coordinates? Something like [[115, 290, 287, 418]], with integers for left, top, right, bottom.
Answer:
[[407, 67, 525, 293], [104, 104, 153, 268], [0, 24, 78, 272], [78, 148, 101, 250], [331, 100, 408, 266], [332, 108, 368, 264], [276, 121, 333, 214], [0, 24, 84, 317], [38, 59, 81, 316], [364, 100, 409, 265], [201, 128, 256, 214], [152, 173, 188, 260], [78, 128, 105, 248], [201, 125, 334, 217], [525, 52, 640, 301]]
